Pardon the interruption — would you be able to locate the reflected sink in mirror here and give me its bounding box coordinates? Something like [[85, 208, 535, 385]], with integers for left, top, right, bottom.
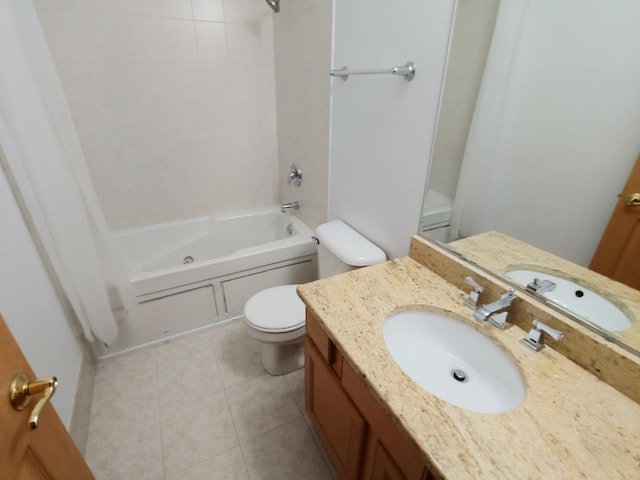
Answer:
[[506, 270, 632, 332], [383, 310, 526, 414]]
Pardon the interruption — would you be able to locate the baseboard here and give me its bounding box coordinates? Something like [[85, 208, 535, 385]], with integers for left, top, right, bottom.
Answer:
[[69, 352, 96, 454]]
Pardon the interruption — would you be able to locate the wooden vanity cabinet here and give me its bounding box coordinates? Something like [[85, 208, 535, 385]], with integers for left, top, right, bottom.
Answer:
[[305, 311, 437, 480], [305, 337, 366, 478]]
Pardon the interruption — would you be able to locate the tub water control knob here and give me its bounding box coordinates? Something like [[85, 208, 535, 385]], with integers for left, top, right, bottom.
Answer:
[[288, 163, 302, 187]]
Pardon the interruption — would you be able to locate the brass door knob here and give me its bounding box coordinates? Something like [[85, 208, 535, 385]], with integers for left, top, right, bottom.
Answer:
[[9, 373, 58, 429], [624, 192, 640, 207]]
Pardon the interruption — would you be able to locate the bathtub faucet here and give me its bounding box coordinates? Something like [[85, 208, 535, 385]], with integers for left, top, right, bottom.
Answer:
[[281, 201, 299, 213]]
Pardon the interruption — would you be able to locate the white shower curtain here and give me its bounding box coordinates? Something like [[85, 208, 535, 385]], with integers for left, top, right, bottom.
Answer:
[[450, 0, 530, 238], [0, 0, 135, 344]]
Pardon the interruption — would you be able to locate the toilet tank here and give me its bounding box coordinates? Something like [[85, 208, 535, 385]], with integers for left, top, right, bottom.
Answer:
[[314, 220, 387, 278]]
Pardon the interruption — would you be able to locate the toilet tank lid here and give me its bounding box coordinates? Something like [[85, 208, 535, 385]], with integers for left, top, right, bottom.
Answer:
[[315, 220, 387, 267]]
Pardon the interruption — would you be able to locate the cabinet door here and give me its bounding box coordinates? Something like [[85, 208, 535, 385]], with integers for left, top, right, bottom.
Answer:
[[370, 440, 406, 480], [305, 337, 367, 479]]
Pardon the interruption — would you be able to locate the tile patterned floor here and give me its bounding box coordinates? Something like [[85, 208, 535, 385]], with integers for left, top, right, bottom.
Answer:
[[85, 320, 334, 479]]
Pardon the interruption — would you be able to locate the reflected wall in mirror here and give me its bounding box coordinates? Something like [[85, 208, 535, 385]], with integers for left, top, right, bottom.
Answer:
[[420, 0, 640, 354]]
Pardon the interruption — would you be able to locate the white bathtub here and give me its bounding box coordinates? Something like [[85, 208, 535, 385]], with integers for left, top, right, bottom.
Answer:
[[101, 206, 317, 356]]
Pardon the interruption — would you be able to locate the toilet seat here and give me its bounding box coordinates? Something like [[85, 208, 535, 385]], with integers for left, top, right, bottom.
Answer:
[[244, 285, 305, 333]]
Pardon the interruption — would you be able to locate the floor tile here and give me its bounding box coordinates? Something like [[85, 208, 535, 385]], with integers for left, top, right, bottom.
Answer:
[[210, 321, 265, 387], [208, 320, 247, 350], [154, 333, 214, 362], [156, 346, 224, 411], [95, 347, 157, 382], [283, 367, 305, 411], [160, 391, 239, 475], [226, 373, 301, 442], [86, 323, 334, 479], [90, 365, 159, 429], [242, 416, 334, 480], [85, 409, 163, 480], [166, 446, 249, 480]]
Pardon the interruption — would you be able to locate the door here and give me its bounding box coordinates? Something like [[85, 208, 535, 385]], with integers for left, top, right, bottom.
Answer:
[[590, 154, 640, 289], [0, 314, 94, 479]]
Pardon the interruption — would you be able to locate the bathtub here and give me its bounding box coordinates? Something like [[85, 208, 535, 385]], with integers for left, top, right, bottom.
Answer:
[[101, 206, 317, 355]]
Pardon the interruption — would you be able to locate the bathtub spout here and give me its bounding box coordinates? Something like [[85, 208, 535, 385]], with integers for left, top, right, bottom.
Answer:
[[281, 201, 299, 213]]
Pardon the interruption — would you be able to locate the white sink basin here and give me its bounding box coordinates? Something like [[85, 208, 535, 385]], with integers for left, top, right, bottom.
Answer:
[[383, 310, 526, 414], [506, 269, 631, 332]]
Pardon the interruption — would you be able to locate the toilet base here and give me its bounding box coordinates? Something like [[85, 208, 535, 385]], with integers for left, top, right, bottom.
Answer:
[[261, 339, 304, 375]]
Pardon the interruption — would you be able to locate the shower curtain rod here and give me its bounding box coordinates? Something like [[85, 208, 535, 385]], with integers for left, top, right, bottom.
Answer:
[[330, 61, 416, 81]]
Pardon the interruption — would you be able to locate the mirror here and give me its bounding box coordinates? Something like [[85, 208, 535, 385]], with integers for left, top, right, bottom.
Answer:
[[419, 0, 640, 355]]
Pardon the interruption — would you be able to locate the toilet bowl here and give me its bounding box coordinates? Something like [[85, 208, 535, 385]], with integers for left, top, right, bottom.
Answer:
[[243, 219, 386, 376], [243, 284, 306, 375]]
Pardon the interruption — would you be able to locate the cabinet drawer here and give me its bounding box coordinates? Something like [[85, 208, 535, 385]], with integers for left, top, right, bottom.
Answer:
[[306, 310, 343, 377]]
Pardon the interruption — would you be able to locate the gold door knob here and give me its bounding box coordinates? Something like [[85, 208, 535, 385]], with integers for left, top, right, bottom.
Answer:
[[9, 373, 58, 429], [624, 192, 640, 207]]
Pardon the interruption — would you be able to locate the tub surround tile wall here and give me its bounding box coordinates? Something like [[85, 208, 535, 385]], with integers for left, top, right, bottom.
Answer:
[[35, 0, 279, 230], [274, 0, 332, 229], [409, 235, 640, 404]]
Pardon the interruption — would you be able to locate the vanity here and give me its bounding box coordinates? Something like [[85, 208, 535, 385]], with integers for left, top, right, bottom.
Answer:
[[297, 235, 640, 479]]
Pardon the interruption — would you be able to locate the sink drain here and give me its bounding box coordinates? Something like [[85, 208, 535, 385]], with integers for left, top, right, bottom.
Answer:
[[451, 369, 468, 383]]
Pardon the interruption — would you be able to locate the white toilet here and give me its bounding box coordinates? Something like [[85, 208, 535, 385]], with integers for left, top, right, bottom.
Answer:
[[243, 220, 387, 375]]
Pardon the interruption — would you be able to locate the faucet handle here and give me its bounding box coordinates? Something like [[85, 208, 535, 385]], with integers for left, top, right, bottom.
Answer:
[[533, 320, 564, 340], [520, 319, 564, 352], [288, 162, 302, 187], [526, 278, 557, 295], [463, 276, 484, 309]]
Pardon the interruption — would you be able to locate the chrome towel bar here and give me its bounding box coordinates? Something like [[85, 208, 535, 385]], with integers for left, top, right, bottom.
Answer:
[[330, 61, 416, 82]]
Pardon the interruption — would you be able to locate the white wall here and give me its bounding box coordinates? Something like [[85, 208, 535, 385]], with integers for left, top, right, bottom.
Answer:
[[329, 0, 455, 259], [274, 0, 332, 229], [0, 165, 84, 428], [454, 0, 640, 266], [34, 0, 279, 229]]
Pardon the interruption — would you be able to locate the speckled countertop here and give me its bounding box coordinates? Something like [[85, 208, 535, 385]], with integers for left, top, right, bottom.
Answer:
[[297, 257, 640, 480], [450, 231, 640, 353]]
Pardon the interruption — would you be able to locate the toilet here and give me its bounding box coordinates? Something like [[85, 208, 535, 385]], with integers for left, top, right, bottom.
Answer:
[[243, 220, 387, 375]]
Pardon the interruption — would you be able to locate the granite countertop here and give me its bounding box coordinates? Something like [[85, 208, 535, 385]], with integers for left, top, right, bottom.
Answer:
[[297, 257, 640, 480]]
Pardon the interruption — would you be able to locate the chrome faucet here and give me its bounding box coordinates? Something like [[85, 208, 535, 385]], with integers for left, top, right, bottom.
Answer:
[[280, 201, 299, 213], [526, 278, 557, 295], [473, 290, 517, 330], [520, 320, 564, 352]]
